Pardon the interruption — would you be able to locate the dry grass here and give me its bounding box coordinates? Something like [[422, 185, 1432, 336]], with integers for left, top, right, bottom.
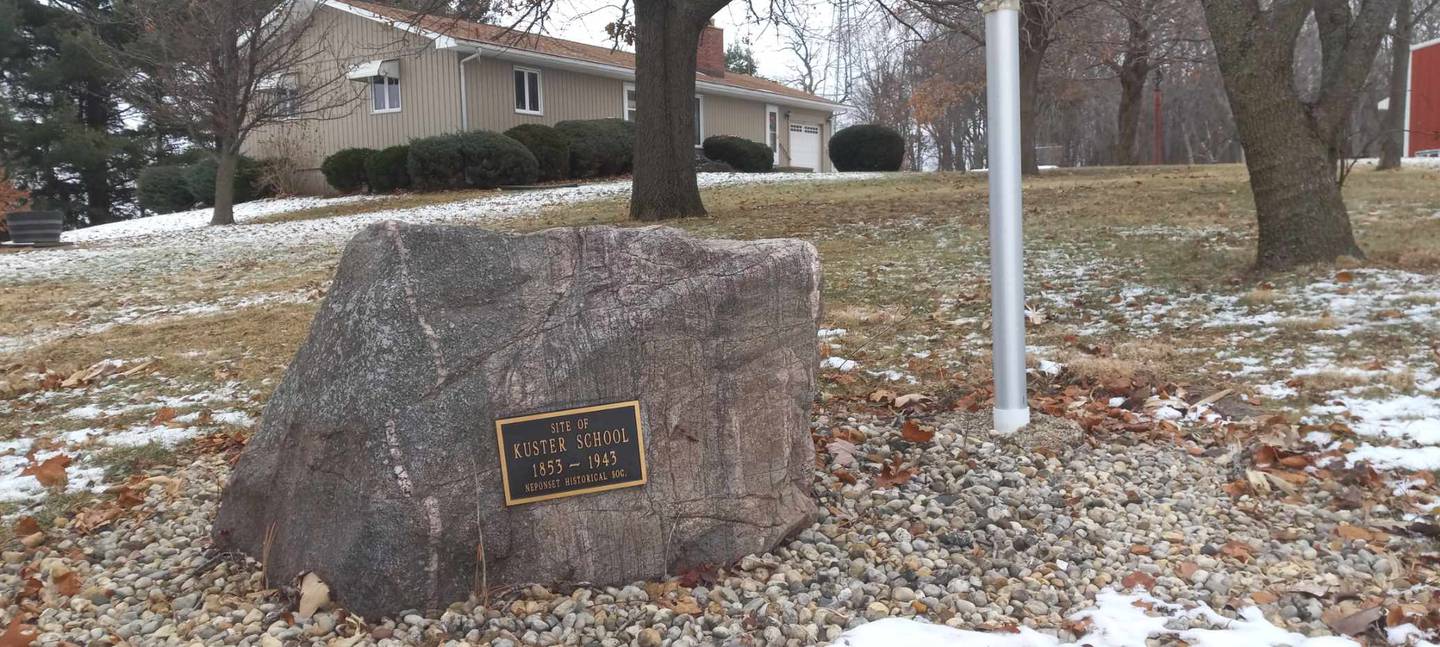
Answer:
[[5, 163, 1438, 411], [1274, 316, 1339, 332], [1239, 288, 1279, 307], [1050, 353, 1170, 389], [1302, 367, 1415, 391], [10, 303, 314, 395]]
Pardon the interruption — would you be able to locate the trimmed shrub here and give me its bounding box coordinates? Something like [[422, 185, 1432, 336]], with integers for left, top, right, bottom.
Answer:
[[407, 132, 538, 190], [829, 124, 905, 172], [408, 135, 467, 191], [504, 124, 571, 182], [185, 155, 265, 206], [702, 135, 773, 173], [322, 148, 377, 193], [555, 119, 635, 178], [456, 131, 539, 188], [137, 165, 196, 214], [365, 145, 412, 193]]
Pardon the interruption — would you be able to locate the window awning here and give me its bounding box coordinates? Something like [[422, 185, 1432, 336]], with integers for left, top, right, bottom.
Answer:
[[256, 74, 296, 90], [347, 60, 398, 81]]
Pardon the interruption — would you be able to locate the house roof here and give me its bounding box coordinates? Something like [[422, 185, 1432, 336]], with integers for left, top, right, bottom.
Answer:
[[329, 0, 842, 109]]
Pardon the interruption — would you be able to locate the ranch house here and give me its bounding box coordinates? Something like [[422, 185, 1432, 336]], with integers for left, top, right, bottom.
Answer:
[[245, 0, 847, 194]]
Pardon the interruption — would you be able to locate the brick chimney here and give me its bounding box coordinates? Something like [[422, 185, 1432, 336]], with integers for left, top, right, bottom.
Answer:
[[697, 23, 725, 78]]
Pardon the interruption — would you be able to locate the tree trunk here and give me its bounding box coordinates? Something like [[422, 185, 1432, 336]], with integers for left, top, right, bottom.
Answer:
[[1203, 0, 1368, 270], [630, 1, 706, 221], [211, 146, 239, 226], [1114, 66, 1147, 165], [1244, 115, 1363, 269], [79, 81, 119, 226], [1018, 5, 1046, 175], [1113, 20, 1150, 166], [1378, 0, 1411, 170]]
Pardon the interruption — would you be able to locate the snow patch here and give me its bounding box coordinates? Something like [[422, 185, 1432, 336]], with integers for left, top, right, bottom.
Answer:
[[833, 590, 1362, 647]]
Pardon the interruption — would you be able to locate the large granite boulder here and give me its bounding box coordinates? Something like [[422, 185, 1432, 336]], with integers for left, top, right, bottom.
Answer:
[[213, 222, 820, 618]]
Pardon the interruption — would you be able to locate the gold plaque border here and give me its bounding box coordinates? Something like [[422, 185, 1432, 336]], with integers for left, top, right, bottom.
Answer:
[[494, 400, 647, 507]]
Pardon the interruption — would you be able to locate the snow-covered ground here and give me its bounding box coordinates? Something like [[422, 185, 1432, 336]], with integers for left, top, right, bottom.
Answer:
[[836, 590, 1367, 647], [0, 172, 891, 505], [60, 194, 379, 243], [6, 172, 884, 283]]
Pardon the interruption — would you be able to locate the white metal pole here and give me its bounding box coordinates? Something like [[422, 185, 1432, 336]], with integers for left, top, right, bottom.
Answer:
[[983, 0, 1030, 435]]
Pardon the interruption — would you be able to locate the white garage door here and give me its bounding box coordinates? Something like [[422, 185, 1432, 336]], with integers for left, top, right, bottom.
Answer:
[[789, 123, 822, 171]]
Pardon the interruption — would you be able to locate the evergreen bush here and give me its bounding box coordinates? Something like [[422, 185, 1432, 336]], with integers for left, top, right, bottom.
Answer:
[[702, 135, 773, 173], [322, 148, 378, 193], [554, 119, 635, 178], [828, 124, 905, 172], [137, 165, 196, 214], [504, 124, 571, 182], [365, 146, 412, 193]]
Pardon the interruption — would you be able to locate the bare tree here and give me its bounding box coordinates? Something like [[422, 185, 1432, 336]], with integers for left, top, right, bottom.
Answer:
[[108, 0, 367, 225], [774, 4, 829, 94], [1201, 0, 1398, 270], [878, 0, 1095, 174], [1086, 0, 1205, 164]]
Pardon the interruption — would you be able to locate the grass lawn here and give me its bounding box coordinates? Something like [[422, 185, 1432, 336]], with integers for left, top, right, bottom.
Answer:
[[2, 163, 1438, 521]]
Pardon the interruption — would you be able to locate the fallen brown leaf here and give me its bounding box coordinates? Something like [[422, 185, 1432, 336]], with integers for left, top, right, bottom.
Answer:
[[894, 393, 934, 409], [13, 516, 39, 537], [1220, 540, 1255, 562], [1336, 524, 1375, 542], [875, 457, 914, 489], [899, 419, 935, 443], [20, 454, 70, 488], [53, 570, 81, 597], [868, 389, 897, 404], [297, 572, 331, 619], [1121, 571, 1155, 590], [0, 616, 37, 647], [150, 407, 177, 425], [1323, 604, 1384, 636]]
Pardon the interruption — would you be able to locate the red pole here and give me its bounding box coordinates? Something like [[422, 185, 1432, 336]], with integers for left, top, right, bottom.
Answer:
[[1152, 70, 1164, 165]]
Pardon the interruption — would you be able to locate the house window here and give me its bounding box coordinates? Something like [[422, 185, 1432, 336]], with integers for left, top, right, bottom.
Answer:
[[276, 85, 301, 118], [514, 67, 542, 114], [623, 83, 637, 121], [765, 105, 779, 163], [261, 74, 301, 118], [371, 62, 401, 113]]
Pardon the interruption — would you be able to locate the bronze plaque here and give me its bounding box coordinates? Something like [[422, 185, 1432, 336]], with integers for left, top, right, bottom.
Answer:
[[494, 400, 647, 506]]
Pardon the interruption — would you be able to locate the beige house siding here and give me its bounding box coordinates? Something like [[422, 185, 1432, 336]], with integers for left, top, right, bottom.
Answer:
[[701, 94, 766, 144], [463, 57, 625, 130], [246, 5, 838, 194], [244, 5, 466, 192]]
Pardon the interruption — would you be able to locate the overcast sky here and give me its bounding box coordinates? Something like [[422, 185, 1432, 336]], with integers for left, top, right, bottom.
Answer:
[[539, 0, 836, 91]]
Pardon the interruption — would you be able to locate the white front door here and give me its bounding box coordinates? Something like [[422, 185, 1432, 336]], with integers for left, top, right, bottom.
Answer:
[[789, 123, 822, 171]]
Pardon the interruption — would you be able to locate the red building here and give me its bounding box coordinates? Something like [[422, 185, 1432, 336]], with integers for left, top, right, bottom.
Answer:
[[1408, 38, 1440, 156]]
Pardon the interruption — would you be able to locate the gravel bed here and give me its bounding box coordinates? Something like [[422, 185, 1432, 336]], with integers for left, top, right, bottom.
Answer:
[[2, 408, 1426, 646]]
